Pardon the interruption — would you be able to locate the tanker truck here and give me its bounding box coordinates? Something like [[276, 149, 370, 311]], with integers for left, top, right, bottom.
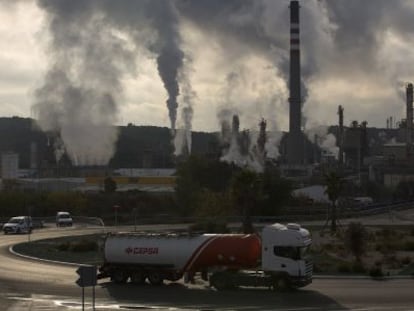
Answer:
[[97, 223, 312, 290]]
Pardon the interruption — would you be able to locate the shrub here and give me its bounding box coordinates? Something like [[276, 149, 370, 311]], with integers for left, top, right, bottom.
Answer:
[[313, 264, 322, 273], [403, 241, 414, 251], [369, 266, 384, 278], [344, 222, 368, 262], [55, 242, 70, 252], [188, 221, 229, 233], [337, 263, 352, 273], [323, 243, 335, 252], [56, 239, 98, 253], [410, 228, 414, 236], [400, 256, 412, 265], [352, 261, 366, 274], [69, 239, 98, 252]]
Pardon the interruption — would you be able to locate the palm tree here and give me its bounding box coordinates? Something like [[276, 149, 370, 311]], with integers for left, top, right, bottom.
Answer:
[[324, 171, 342, 233]]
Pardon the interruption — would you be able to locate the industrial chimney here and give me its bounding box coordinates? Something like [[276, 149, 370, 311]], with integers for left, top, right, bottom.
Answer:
[[287, 0, 304, 165], [406, 83, 413, 154], [338, 105, 344, 165]]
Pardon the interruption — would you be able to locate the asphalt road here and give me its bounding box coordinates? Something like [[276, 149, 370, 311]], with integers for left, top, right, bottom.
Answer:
[[0, 225, 413, 310]]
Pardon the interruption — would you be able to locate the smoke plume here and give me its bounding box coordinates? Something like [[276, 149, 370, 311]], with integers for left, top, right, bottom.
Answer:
[[174, 71, 196, 155], [305, 124, 339, 159], [32, 0, 190, 163], [29, 0, 414, 165], [33, 0, 136, 166]]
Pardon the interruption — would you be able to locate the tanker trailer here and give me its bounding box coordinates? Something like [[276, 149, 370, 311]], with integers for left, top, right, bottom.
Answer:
[[98, 223, 312, 290]]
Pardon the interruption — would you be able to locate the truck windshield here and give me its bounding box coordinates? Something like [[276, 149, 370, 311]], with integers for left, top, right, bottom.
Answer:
[[299, 245, 311, 259], [274, 246, 310, 260]]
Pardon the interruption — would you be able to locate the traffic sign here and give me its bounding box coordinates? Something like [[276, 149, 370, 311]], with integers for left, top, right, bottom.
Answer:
[[76, 265, 97, 287]]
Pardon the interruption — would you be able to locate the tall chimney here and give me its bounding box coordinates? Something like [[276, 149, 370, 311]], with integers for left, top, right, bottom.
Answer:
[[287, 0, 303, 165], [406, 83, 413, 154], [338, 105, 344, 165]]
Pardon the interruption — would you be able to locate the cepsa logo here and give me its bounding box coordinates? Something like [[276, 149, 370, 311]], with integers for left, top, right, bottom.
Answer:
[[125, 246, 159, 255]]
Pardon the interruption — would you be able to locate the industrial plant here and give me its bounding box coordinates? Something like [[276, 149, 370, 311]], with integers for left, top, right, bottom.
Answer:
[[0, 1, 413, 203]]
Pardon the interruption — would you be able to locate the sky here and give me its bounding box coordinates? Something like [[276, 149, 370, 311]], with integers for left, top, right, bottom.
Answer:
[[1, 0, 414, 164]]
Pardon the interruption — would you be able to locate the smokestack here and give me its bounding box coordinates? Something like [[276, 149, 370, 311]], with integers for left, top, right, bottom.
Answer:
[[338, 105, 344, 165], [406, 83, 413, 154], [287, 0, 303, 165]]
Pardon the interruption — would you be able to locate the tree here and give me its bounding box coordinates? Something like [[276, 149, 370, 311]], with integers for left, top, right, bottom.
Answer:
[[175, 155, 234, 216], [104, 177, 117, 193], [260, 165, 292, 216], [324, 171, 342, 233], [230, 169, 261, 233], [344, 222, 367, 262]]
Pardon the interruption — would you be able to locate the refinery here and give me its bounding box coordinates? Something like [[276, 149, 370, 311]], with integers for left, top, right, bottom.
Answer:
[[0, 1, 413, 200]]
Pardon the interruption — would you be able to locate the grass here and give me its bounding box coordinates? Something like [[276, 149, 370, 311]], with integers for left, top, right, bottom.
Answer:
[[311, 226, 414, 276], [13, 234, 104, 265]]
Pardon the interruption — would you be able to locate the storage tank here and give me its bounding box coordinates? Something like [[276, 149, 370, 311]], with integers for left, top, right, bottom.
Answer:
[[104, 232, 261, 272]]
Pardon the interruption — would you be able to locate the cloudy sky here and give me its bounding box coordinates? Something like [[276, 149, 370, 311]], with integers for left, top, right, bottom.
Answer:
[[1, 0, 414, 163]]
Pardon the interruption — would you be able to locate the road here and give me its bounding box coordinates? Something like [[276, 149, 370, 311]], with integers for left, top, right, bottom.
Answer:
[[0, 225, 413, 310]]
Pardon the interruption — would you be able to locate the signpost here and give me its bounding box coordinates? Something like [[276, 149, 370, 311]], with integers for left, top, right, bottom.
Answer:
[[76, 265, 97, 311]]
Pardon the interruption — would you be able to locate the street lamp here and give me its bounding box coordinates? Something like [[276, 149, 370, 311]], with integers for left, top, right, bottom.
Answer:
[[113, 205, 120, 228]]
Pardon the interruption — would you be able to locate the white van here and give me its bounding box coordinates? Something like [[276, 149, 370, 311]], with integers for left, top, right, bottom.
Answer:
[[3, 216, 33, 234], [56, 211, 73, 227]]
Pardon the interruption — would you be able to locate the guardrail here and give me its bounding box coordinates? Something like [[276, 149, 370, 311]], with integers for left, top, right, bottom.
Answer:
[[0, 200, 412, 229]]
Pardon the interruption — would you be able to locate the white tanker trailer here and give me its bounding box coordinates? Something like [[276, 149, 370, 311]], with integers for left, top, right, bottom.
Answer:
[[97, 223, 313, 290]]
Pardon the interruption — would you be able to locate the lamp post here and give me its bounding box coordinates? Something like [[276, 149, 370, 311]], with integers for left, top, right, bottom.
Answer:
[[132, 208, 138, 232], [113, 205, 120, 228]]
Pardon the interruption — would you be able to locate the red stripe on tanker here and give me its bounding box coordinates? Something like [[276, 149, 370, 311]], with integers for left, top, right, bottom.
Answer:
[[184, 234, 261, 271], [104, 233, 261, 273]]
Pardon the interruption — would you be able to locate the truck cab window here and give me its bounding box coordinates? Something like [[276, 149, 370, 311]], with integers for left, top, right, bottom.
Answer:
[[273, 246, 300, 260]]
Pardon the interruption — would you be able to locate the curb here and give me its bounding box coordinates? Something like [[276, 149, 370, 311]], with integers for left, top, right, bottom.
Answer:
[[9, 244, 85, 267], [313, 274, 414, 280]]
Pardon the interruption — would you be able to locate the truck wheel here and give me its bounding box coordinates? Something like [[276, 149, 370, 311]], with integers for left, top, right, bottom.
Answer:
[[273, 277, 290, 292], [111, 270, 128, 284], [210, 274, 229, 291], [130, 271, 146, 285], [148, 271, 164, 286]]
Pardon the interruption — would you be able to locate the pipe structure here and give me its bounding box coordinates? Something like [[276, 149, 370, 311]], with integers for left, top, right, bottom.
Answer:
[[287, 0, 303, 165], [407, 83, 413, 154]]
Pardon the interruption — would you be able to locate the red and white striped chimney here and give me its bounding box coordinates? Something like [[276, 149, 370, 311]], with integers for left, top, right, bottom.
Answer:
[[287, 0, 303, 165]]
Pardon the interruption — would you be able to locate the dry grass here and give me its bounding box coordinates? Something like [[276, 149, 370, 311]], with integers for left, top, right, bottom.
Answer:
[[311, 226, 414, 276]]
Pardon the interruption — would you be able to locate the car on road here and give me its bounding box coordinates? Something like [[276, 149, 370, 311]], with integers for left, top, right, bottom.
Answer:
[[3, 216, 33, 234], [56, 211, 73, 227]]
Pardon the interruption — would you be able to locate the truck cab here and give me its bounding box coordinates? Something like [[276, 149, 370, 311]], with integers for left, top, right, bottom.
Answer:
[[261, 223, 312, 288]]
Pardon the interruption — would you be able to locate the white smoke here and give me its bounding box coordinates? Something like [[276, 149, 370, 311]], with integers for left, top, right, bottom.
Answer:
[[265, 130, 283, 159], [219, 114, 266, 172], [174, 66, 196, 156], [305, 123, 339, 159], [53, 136, 65, 164]]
